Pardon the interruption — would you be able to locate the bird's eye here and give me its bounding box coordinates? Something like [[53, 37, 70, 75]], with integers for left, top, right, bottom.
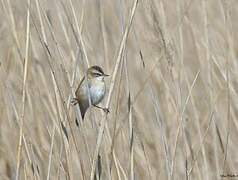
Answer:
[[93, 73, 102, 77]]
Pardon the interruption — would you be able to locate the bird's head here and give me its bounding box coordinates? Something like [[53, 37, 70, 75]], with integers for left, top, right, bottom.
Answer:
[[87, 65, 109, 81]]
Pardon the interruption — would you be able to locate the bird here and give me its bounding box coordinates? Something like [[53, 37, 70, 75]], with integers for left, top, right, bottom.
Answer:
[[71, 65, 109, 125]]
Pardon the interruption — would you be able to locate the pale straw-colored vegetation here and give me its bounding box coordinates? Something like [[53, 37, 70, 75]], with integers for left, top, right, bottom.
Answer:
[[0, 0, 238, 179]]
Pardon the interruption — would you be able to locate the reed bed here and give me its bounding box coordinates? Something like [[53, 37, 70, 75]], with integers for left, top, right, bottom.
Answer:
[[0, 0, 238, 179]]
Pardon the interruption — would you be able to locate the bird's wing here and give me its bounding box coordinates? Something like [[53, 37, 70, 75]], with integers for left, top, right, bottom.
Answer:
[[75, 76, 85, 96], [75, 76, 89, 119]]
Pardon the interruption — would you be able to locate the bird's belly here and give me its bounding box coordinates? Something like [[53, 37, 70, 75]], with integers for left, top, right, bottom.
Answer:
[[89, 84, 105, 105]]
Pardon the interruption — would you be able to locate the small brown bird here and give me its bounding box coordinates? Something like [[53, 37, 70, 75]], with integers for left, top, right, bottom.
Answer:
[[72, 66, 109, 124]]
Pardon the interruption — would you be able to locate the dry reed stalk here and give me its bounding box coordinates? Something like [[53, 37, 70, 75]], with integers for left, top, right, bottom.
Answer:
[[89, 0, 139, 179], [16, 0, 31, 179]]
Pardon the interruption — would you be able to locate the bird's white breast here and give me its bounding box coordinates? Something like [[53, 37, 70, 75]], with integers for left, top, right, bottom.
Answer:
[[89, 81, 106, 105]]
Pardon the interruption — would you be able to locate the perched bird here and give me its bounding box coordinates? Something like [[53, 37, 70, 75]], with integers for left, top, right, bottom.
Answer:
[[72, 66, 109, 124]]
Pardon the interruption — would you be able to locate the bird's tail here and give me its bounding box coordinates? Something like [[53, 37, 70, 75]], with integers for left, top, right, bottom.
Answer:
[[75, 118, 79, 126], [71, 98, 86, 126], [75, 113, 85, 127]]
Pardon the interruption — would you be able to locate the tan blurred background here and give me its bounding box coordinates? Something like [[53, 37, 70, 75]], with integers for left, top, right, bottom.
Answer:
[[0, 0, 238, 179]]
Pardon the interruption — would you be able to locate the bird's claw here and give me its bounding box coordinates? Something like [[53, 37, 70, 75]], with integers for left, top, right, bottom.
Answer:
[[103, 108, 110, 114], [70, 98, 78, 105]]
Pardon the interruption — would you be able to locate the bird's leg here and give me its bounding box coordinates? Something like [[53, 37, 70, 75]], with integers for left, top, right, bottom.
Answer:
[[93, 105, 109, 113]]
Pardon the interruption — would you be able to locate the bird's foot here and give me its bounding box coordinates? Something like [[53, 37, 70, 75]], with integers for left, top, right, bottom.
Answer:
[[94, 105, 110, 114], [70, 98, 78, 105], [103, 107, 110, 114]]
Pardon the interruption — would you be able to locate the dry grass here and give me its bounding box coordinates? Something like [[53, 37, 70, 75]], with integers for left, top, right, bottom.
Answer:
[[0, 0, 238, 179]]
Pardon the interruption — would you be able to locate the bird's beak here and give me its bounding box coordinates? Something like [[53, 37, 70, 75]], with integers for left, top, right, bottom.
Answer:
[[103, 73, 109, 77]]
